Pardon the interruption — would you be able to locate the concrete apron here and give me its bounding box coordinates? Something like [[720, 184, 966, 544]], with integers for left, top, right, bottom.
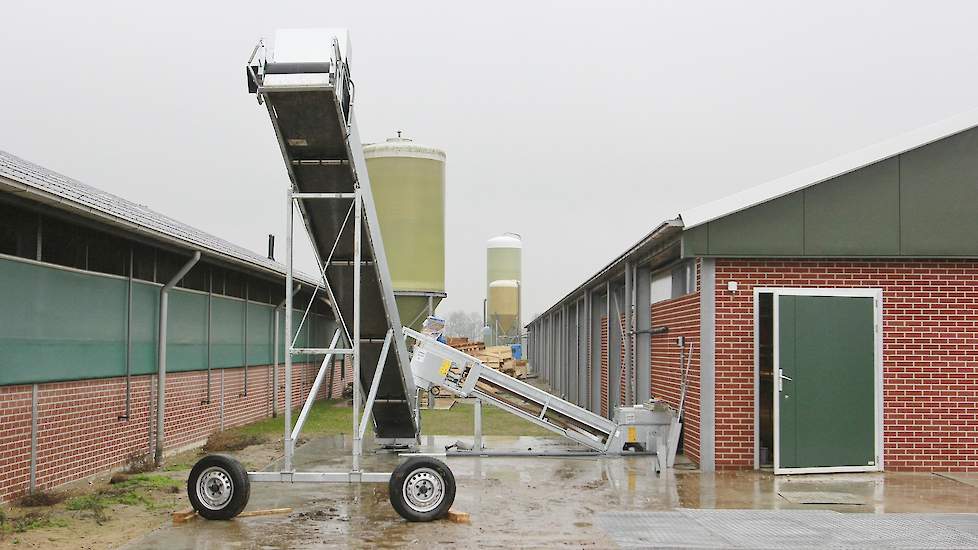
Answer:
[[129, 435, 978, 549]]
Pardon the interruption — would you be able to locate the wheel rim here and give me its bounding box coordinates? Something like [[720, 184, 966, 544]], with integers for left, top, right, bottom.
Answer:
[[196, 466, 234, 510], [401, 467, 445, 514]]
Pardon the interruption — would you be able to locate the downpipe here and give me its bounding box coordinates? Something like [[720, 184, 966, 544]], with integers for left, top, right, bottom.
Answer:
[[155, 251, 201, 466]]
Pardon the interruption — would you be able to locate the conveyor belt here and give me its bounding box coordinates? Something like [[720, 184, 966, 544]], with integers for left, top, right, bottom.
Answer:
[[405, 328, 619, 452], [247, 30, 417, 442]]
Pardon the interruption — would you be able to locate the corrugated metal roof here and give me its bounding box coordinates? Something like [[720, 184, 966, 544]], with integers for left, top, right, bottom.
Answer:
[[0, 150, 323, 286], [527, 219, 683, 325], [681, 107, 978, 229]]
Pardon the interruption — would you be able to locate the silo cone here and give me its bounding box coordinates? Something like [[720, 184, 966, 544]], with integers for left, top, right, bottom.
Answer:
[[489, 280, 520, 343], [364, 134, 446, 330]]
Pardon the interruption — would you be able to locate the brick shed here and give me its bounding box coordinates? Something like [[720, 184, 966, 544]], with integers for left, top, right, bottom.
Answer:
[[527, 110, 978, 474]]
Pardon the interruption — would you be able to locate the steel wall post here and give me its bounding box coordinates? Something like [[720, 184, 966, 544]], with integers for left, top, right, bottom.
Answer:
[[220, 368, 225, 431], [585, 291, 592, 411], [636, 263, 652, 402], [29, 383, 38, 493], [121, 248, 133, 419], [272, 308, 279, 416], [564, 301, 577, 403], [284, 189, 295, 471], [351, 189, 363, 472], [243, 283, 249, 396], [624, 261, 633, 406], [605, 281, 611, 416], [578, 296, 586, 406], [205, 269, 213, 405]]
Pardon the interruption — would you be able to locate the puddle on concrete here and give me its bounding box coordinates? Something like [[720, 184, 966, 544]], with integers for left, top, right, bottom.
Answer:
[[127, 435, 978, 549]]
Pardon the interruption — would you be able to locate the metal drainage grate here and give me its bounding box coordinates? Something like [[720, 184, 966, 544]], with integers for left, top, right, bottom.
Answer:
[[597, 509, 978, 549]]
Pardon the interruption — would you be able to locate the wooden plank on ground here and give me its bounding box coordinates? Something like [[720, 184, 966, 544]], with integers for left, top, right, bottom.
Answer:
[[237, 507, 293, 518], [432, 397, 456, 410], [447, 509, 471, 523], [172, 508, 197, 525]]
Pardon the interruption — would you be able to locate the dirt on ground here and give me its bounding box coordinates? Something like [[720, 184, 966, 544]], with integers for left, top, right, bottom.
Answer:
[[0, 438, 286, 550]]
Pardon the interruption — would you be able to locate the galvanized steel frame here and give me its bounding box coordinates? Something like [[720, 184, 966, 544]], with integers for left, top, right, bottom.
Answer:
[[245, 35, 413, 485]]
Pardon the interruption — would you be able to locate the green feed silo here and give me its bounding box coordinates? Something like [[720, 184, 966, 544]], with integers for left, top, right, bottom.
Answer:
[[364, 134, 446, 331]]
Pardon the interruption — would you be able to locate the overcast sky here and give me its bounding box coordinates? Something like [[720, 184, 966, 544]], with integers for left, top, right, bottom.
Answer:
[[4, 1, 978, 321]]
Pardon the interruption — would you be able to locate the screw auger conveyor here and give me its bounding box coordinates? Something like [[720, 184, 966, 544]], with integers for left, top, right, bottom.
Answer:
[[405, 329, 668, 457]]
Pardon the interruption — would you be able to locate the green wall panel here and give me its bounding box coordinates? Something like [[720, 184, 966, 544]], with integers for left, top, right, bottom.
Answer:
[[130, 282, 159, 376], [0, 258, 127, 384], [0, 256, 332, 385], [900, 126, 978, 255], [166, 290, 208, 373], [682, 126, 978, 258], [707, 193, 805, 255], [211, 297, 245, 368], [804, 158, 900, 255], [247, 302, 274, 366], [681, 224, 709, 257]]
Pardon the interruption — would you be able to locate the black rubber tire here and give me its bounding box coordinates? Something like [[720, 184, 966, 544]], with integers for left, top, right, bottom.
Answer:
[[388, 457, 456, 522], [187, 454, 251, 520]]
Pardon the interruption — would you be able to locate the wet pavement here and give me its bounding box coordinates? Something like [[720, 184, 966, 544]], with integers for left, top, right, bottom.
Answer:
[[128, 435, 978, 549]]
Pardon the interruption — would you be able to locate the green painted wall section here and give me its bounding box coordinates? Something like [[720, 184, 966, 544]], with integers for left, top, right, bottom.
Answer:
[[682, 126, 978, 257], [900, 127, 978, 255], [0, 257, 331, 386]]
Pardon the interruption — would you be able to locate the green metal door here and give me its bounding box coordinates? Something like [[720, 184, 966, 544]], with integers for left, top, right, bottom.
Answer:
[[776, 294, 877, 472]]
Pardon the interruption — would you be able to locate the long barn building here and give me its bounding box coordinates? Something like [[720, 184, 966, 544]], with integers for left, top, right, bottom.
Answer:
[[527, 110, 978, 474], [0, 151, 341, 502]]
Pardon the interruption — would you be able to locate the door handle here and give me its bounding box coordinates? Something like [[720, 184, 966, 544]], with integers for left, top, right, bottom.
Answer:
[[778, 369, 792, 391]]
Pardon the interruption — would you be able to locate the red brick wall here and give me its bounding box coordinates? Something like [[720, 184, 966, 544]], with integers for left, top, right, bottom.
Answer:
[[0, 359, 350, 502], [600, 317, 609, 418], [714, 258, 978, 471], [650, 292, 701, 463], [586, 316, 592, 412], [0, 386, 32, 503]]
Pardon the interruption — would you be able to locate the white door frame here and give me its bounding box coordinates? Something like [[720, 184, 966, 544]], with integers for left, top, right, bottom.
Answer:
[[760, 287, 884, 475]]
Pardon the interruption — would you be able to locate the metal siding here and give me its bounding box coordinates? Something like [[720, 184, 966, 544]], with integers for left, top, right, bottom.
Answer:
[[0, 256, 321, 386], [246, 302, 275, 366], [0, 258, 127, 384], [130, 281, 160, 376], [804, 158, 900, 255], [707, 193, 805, 256], [900, 126, 978, 255], [211, 297, 245, 368], [165, 290, 208, 372], [681, 224, 709, 258], [685, 126, 978, 258]]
